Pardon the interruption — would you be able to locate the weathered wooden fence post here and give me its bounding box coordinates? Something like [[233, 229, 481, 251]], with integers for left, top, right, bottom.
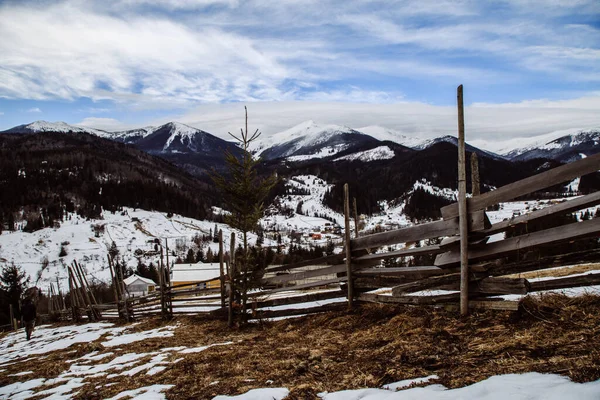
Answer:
[[75, 261, 99, 318], [107, 255, 121, 319], [471, 152, 480, 197], [73, 262, 95, 321], [219, 229, 225, 309], [159, 243, 167, 320], [344, 184, 354, 310], [164, 238, 173, 318], [353, 197, 360, 239], [68, 269, 79, 322], [9, 304, 16, 331], [228, 232, 236, 327], [457, 84, 470, 316]]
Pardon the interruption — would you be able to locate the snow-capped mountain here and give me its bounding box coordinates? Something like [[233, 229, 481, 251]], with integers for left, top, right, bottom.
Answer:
[[504, 128, 600, 162], [414, 135, 506, 160], [1, 120, 113, 138], [110, 126, 158, 143], [357, 125, 428, 149], [254, 120, 384, 161], [133, 122, 239, 155]]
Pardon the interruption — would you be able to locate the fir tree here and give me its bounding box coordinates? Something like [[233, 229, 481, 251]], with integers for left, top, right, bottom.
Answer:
[[185, 248, 196, 263], [211, 106, 277, 324], [1, 263, 30, 320]]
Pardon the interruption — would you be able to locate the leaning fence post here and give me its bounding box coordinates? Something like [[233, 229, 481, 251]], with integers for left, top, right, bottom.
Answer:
[[9, 304, 15, 331], [344, 184, 354, 310], [68, 270, 79, 322], [457, 84, 470, 316], [471, 152, 480, 197], [107, 256, 121, 318], [219, 230, 225, 309], [228, 232, 236, 327], [353, 197, 360, 239]]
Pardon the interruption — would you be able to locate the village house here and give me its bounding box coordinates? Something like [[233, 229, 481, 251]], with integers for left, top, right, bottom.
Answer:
[[123, 274, 157, 297], [170, 261, 222, 290]]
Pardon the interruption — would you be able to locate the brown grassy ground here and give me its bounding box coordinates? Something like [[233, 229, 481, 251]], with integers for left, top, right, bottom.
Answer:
[[1, 294, 599, 399]]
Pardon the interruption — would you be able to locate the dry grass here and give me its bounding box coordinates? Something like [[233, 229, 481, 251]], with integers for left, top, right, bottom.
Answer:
[[1, 295, 599, 399]]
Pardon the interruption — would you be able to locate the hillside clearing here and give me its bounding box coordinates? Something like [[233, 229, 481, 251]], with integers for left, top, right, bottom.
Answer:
[[0, 294, 599, 399]]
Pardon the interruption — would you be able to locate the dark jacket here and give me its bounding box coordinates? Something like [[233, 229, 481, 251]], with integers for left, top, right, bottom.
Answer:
[[21, 302, 36, 322]]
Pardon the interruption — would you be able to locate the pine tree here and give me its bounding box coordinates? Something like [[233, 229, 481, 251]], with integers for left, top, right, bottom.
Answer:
[[1, 263, 30, 319], [185, 248, 196, 263], [196, 249, 204, 263], [108, 241, 119, 260], [211, 107, 277, 323]]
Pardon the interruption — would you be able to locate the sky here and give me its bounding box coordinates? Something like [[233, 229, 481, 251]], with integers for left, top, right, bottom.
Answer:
[[0, 0, 599, 146]]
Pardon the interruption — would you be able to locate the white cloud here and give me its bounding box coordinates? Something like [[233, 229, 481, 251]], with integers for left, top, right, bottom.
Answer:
[[0, 111, 4, 116], [0, 0, 597, 108], [0, 2, 297, 106], [163, 96, 600, 150], [77, 117, 130, 131], [27, 107, 41, 113]]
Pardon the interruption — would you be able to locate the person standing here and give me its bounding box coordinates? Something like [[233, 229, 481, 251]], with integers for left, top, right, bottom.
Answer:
[[21, 298, 37, 340]]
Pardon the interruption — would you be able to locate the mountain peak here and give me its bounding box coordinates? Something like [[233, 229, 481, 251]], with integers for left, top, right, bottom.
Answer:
[[1, 120, 110, 136]]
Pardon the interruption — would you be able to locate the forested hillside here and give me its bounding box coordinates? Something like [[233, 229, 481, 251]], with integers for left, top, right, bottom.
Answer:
[[0, 132, 216, 232]]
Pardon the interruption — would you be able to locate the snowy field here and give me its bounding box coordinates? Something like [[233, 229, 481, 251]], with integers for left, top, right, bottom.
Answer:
[[0, 208, 262, 290]]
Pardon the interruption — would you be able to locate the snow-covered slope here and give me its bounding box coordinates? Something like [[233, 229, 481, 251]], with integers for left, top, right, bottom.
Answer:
[[358, 125, 428, 149], [254, 120, 380, 161], [110, 126, 158, 143], [415, 135, 506, 160], [262, 175, 345, 233], [132, 122, 241, 156], [502, 128, 600, 162], [334, 145, 395, 162], [0, 208, 259, 291], [1, 120, 113, 138]]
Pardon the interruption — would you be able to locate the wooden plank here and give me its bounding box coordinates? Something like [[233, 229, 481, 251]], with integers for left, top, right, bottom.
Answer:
[[351, 211, 486, 252], [471, 277, 530, 295], [486, 248, 600, 277], [354, 276, 419, 290], [529, 273, 600, 292], [478, 191, 600, 237], [249, 302, 347, 320], [265, 254, 345, 273], [263, 263, 349, 285], [441, 152, 600, 219], [259, 277, 347, 294], [251, 290, 346, 308], [353, 245, 444, 263], [355, 266, 446, 277], [358, 292, 460, 305], [392, 273, 463, 296], [359, 293, 519, 310], [435, 218, 600, 267], [445, 300, 520, 311]]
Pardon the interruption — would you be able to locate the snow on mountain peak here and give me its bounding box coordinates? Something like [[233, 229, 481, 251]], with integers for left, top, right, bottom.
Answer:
[[358, 125, 428, 149], [26, 120, 108, 136], [162, 122, 206, 150], [252, 120, 361, 157]]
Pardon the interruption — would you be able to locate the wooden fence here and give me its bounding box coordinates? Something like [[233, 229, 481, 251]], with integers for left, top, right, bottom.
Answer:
[[33, 85, 600, 325]]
